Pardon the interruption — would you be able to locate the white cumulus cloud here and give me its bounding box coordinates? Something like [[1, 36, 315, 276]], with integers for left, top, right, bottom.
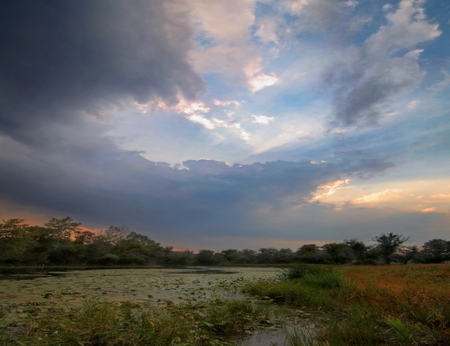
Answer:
[[251, 115, 275, 125]]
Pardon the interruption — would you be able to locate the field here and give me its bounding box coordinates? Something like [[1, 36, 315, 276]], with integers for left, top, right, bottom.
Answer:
[[1, 265, 450, 345], [246, 264, 450, 345]]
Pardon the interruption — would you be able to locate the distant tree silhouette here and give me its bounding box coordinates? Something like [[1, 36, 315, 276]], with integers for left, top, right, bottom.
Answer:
[[373, 233, 410, 265]]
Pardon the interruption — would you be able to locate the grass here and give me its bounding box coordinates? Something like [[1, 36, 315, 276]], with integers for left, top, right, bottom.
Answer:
[[245, 264, 450, 346], [3, 265, 450, 345], [0, 267, 283, 346], [0, 298, 276, 346]]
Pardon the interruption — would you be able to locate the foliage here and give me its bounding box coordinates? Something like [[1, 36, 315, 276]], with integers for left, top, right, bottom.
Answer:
[[0, 218, 30, 264], [422, 239, 450, 263], [246, 264, 450, 345], [372, 233, 410, 265], [2, 216, 450, 267]]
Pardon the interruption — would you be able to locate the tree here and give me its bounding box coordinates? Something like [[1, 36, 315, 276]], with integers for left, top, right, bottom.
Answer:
[[165, 250, 194, 265], [373, 233, 410, 265], [256, 247, 279, 264], [393, 245, 420, 264], [113, 231, 162, 264], [98, 226, 128, 246], [274, 248, 296, 263], [43, 217, 82, 250], [296, 244, 327, 263], [221, 249, 239, 263], [345, 239, 369, 264], [0, 218, 31, 264], [239, 249, 256, 263], [83, 235, 114, 265], [422, 239, 450, 263], [195, 249, 222, 265], [322, 243, 354, 264]]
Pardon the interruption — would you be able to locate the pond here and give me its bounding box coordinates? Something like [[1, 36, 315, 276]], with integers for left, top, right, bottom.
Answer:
[[0, 266, 281, 305], [1, 267, 324, 346]]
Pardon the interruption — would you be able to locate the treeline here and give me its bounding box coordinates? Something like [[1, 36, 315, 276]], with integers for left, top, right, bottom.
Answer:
[[1, 217, 449, 266]]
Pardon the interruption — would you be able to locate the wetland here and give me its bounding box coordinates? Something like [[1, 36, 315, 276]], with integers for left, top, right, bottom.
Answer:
[[2, 264, 450, 345]]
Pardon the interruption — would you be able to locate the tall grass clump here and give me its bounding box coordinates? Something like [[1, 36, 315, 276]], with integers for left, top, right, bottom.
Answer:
[[245, 265, 355, 311], [279, 265, 353, 291]]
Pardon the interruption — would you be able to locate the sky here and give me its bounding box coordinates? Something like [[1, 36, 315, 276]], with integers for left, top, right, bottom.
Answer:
[[0, 0, 449, 251]]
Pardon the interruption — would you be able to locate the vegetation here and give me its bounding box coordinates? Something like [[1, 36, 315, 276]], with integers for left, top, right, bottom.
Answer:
[[245, 264, 450, 345], [0, 267, 283, 346], [2, 262, 450, 345], [1, 217, 450, 267], [0, 298, 276, 346]]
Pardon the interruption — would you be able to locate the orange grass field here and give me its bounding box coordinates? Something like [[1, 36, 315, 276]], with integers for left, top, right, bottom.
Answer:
[[338, 264, 450, 296], [336, 264, 450, 328]]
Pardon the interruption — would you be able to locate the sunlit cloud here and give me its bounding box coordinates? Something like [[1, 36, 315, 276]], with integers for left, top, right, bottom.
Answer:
[[243, 58, 279, 90], [135, 95, 210, 116], [352, 189, 400, 204], [251, 115, 275, 125], [311, 179, 351, 201], [213, 99, 241, 107], [431, 193, 450, 200], [422, 207, 437, 213], [184, 115, 251, 141], [248, 73, 279, 92], [186, 114, 215, 129]]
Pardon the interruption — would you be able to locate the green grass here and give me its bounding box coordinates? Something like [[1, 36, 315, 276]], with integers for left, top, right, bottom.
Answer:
[[246, 265, 355, 309]]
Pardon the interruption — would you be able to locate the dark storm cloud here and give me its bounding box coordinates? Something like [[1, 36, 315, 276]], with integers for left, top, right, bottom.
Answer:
[[0, 118, 395, 239], [0, 0, 203, 142]]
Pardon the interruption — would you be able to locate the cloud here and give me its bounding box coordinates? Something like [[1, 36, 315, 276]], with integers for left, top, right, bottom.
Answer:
[[0, 0, 204, 144], [187, 115, 215, 129], [251, 115, 275, 125], [279, 0, 363, 35], [407, 100, 420, 111], [431, 193, 450, 200], [213, 100, 241, 107], [428, 70, 450, 92], [352, 189, 400, 204], [187, 0, 278, 91], [324, 0, 441, 127], [312, 179, 351, 201], [255, 17, 279, 43], [0, 123, 396, 242], [247, 73, 280, 92]]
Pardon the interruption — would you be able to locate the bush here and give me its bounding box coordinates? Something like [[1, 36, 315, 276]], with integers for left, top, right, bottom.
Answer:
[[279, 264, 332, 280]]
